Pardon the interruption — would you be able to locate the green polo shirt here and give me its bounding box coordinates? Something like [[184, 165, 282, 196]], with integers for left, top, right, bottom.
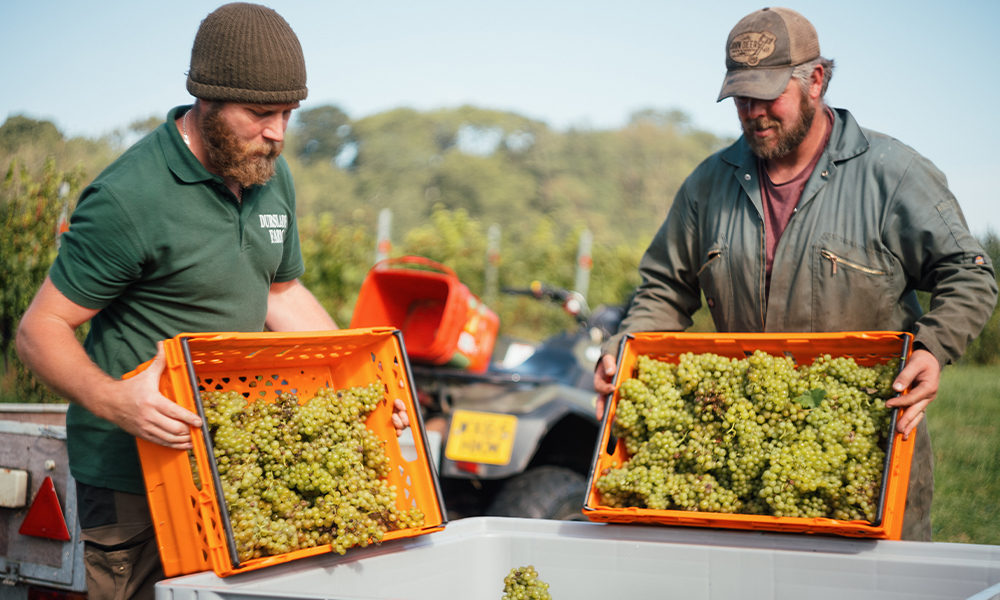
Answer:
[[49, 105, 305, 494]]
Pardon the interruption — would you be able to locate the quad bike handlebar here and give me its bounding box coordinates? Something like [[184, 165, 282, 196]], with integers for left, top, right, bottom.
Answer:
[[501, 281, 590, 322]]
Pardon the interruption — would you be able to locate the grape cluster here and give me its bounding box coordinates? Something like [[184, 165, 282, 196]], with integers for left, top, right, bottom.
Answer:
[[200, 384, 425, 562], [502, 565, 552, 600], [596, 351, 897, 522]]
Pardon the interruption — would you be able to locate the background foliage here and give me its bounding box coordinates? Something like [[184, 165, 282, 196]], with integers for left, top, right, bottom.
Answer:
[[0, 157, 86, 401], [1, 105, 997, 404]]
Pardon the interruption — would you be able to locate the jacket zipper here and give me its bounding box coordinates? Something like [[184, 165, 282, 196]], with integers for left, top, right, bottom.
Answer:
[[758, 223, 766, 329], [696, 249, 724, 277], [820, 250, 887, 276]]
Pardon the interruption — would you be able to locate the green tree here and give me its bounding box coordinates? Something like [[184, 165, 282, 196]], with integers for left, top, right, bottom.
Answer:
[[103, 115, 166, 151], [0, 115, 63, 154], [0, 116, 117, 186], [297, 213, 376, 326], [292, 105, 352, 164], [1, 158, 85, 401]]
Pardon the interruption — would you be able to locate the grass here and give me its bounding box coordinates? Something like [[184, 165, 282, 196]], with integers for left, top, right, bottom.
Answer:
[[928, 364, 1000, 544]]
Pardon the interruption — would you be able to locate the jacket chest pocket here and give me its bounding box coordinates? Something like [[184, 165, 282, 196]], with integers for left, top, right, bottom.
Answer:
[[812, 236, 894, 331], [697, 243, 733, 330]]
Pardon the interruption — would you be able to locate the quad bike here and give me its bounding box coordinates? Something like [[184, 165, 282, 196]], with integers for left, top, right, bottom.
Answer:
[[409, 281, 625, 520], [349, 257, 625, 520]]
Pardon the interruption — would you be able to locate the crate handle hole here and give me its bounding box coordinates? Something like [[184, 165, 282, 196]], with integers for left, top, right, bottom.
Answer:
[[395, 429, 419, 463]]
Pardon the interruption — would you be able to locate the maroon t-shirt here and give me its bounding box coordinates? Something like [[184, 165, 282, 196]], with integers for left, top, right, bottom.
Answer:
[[759, 108, 834, 297]]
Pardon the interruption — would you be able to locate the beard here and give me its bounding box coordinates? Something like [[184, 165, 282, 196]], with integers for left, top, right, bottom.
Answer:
[[200, 104, 284, 188], [742, 91, 816, 160]]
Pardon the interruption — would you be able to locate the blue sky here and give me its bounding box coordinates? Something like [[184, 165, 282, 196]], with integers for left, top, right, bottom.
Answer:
[[2, 0, 997, 235]]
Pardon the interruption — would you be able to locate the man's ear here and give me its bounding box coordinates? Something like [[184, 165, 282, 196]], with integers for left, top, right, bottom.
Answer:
[[809, 65, 824, 100]]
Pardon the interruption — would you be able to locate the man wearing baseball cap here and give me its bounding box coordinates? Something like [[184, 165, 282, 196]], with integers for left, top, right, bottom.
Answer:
[[595, 7, 997, 540], [16, 4, 408, 598]]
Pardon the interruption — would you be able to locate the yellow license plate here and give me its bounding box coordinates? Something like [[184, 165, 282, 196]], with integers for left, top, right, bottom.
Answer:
[[444, 410, 518, 465]]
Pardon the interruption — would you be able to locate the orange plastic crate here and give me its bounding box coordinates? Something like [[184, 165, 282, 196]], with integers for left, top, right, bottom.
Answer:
[[584, 331, 915, 539], [349, 256, 500, 372], [130, 329, 446, 578]]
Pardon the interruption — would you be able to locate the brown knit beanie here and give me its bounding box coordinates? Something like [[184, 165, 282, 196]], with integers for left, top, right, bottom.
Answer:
[[186, 2, 307, 103]]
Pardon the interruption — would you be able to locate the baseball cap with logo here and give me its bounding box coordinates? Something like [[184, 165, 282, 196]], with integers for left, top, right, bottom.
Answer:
[[717, 7, 820, 102]]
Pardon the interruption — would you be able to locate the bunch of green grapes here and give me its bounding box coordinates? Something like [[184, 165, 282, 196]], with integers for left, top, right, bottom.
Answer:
[[201, 383, 425, 561], [596, 350, 897, 521], [502, 565, 552, 600]]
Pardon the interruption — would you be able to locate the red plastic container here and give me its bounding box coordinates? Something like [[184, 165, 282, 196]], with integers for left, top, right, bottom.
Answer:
[[584, 331, 915, 540], [128, 329, 446, 577], [350, 256, 500, 372]]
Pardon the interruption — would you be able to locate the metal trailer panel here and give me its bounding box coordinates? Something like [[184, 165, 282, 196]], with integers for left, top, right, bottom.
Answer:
[[0, 418, 86, 595], [157, 517, 1000, 600]]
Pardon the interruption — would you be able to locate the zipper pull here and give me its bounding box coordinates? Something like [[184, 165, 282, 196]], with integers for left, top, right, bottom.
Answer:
[[822, 250, 838, 275]]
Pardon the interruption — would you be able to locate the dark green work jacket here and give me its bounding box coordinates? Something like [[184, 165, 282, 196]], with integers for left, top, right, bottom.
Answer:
[[608, 108, 997, 366]]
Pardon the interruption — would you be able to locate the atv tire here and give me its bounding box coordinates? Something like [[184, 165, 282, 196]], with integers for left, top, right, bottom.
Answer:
[[486, 466, 589, 521]]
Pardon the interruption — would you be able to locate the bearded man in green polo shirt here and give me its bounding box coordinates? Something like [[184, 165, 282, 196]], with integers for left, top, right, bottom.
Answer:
[[594, 7, 997, 541], [15, 4, 408, 599]]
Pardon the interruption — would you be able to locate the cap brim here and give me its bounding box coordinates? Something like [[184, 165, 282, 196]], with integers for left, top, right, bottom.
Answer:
[[717, 66, 794, 102]]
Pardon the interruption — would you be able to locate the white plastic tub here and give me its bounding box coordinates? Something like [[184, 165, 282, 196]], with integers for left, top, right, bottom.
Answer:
[[157, 517, 1000, 600]]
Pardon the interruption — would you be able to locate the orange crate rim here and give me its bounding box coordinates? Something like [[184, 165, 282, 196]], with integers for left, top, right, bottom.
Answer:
[[133, 329, 446, 578], [583, 330, 915, 540]]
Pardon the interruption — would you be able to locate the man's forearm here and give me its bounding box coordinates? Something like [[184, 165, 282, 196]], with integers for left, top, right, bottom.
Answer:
[[16, 312, 121, 421], [17, 299, 202, 448], [265, 279, 338, 332], [911, 267, 998, 368]]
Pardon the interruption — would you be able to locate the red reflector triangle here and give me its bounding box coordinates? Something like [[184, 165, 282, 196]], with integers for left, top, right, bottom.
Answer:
[[19, 476, 70, 541]]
